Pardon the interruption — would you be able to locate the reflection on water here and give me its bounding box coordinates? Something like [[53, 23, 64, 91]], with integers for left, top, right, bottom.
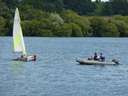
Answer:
[[10, 61, 25, 75]]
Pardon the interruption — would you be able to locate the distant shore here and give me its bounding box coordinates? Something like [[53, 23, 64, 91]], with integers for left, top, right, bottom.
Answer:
[[1, 0, 128, 37]]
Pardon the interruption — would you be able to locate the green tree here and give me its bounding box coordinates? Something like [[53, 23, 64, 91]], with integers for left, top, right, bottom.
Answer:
[[112, 20, 128, 37], [0, 16, 6, 36], [20, 5, 46, 20], [71, 23, 83, 37], [110, 0, 128, 15], [49, 13, 64, 36], [22, 18, 53, 36], [64, 0, 95, 15], [90, 17, 105, 36], [4, 0, 20, 9], [93, 0, 104, 15], [21, 0, 44, 9], [101, 2, 113, 16], [55, 23, 72, 37], [42, 0, 64, 12], [101, 22, 119, 37], [90, 17, 119, 37], [61, 10, 90, 36], [0, 0, 10, 18]]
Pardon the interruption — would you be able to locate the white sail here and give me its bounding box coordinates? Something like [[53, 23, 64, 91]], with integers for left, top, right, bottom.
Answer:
[[13, 8, 27, 55]]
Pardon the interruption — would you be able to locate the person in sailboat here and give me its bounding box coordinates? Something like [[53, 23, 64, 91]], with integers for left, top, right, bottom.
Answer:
[[15, 55, 25, 61], [26, 55, 37, 61], [15, 55, 36, 61]]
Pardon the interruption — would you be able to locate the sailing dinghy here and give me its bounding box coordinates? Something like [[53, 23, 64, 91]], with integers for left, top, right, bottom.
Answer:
[[13, 8, 36, 62]]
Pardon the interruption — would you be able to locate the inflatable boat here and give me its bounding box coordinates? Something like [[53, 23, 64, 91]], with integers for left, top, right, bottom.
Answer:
[[76, 59, 119, 65]]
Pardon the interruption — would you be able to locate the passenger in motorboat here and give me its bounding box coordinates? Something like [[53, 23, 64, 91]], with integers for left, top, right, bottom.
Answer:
[[99, 53, 105, 62], [33, 55, 37, 61], [88, 52, 106, 62], [94, 52, 99, 61], [88, 56, 93, 60], [88, 52, 98, 60]]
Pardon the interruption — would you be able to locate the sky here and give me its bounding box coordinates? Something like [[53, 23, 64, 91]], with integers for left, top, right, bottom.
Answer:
[[92, 0, 109, 2]]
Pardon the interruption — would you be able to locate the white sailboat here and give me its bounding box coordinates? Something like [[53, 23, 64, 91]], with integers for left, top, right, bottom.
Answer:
[[13, 8, 36, 62]]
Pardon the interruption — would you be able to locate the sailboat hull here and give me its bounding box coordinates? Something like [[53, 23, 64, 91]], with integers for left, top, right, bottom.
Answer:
[[13, 55, 36, 62]]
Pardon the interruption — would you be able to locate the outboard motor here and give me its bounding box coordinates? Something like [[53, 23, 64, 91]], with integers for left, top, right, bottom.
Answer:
[[112, 59, 119, 64]]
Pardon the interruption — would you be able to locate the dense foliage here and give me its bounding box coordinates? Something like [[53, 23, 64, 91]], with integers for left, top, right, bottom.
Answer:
[[0, 0, 128, 37]]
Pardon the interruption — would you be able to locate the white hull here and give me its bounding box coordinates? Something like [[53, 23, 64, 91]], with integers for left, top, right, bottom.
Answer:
[[13, 55, 36, 62], [76, 59, 119, 65]]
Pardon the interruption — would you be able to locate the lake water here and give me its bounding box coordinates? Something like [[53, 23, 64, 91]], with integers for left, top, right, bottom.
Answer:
[[0, 37, 128, 96]]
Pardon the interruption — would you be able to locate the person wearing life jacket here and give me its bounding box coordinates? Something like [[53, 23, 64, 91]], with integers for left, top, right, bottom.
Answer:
[[33, 55, 37, 61], [93, 52, 99, 61], [99, 53, 105, 62]]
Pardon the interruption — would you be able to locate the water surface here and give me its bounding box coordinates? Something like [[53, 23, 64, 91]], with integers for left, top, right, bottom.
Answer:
[[0, 37, 128, 96]]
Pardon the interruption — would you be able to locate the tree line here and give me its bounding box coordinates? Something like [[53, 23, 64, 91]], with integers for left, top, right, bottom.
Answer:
[[0, 0, 128, 37]]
